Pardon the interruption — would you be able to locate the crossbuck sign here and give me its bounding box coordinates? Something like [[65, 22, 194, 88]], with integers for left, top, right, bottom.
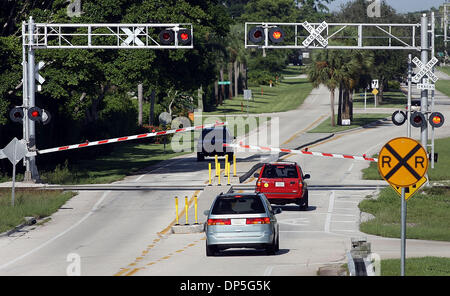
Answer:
[[302, 21, 328, 47], [412, 56, 438, 84]]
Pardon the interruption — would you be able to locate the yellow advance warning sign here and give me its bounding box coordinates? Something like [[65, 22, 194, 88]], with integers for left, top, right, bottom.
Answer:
[[378, 137, 428, 187]]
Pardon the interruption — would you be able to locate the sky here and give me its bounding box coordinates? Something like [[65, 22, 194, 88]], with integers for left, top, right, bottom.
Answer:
[[327, 0, 447, 13]]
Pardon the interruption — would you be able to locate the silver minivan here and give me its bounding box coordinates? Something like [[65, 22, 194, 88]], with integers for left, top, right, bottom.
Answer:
[[204, 192, 281, 256]]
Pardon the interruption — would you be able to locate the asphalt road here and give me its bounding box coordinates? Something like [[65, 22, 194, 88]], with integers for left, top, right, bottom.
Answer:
[[1, 83, 450, 276]]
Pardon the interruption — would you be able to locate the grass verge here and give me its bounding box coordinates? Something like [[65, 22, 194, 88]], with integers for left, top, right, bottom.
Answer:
[[0, 189, 75, 233], [359, 186, 450, 241], [308, 113, 390, 133], [362, 136, 450, 181], [206, 71, 313, 115], [353, 90, 406, 108], [436, 80, 450, 97], [39, 142, 190, 184], [380, 257, 450, 276], [437, 66, 450, 77]]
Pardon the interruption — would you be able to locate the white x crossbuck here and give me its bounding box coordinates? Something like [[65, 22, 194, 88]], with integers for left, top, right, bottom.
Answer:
[[121, 27, 145, 46], [302, 21, 328, 47], [412, 56, 438, 84]]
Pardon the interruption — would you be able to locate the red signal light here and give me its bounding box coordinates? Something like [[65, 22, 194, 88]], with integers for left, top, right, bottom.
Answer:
[[177, 29, 191, 45], [9, 107, 24, 123], [248, 27, 264, 44], [272, 31, 282, 40], [432, 116, 441, 124], [27, 107, 43, 122], [180, 33, 188, 40], [159, 29, 174, 45], [269, 27, 284, 43], [429, 112, 444, 128]]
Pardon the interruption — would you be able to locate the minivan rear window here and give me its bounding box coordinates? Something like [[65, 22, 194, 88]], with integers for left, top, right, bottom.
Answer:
[[261, 164, 298, 178], [211, 195, 266, 214]]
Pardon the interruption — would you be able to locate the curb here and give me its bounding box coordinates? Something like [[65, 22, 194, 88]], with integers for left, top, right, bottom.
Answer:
[[171, 223, 204, 234], [0, 216, 37, 238]]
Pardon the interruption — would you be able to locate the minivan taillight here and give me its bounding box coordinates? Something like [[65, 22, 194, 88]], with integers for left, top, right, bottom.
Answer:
[[207, 218, 231, 225], [246, 217, 270, 224]]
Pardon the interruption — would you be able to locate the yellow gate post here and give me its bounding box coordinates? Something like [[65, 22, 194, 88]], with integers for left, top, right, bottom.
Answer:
[[227, 162, 231, 185], [217, 162, 221, 186], [233, 154, 237, 177], [184, 196, 189, 225], [175, 196, 179, 225], [215, 155, 219, 176], [194, 195, 199, 224]]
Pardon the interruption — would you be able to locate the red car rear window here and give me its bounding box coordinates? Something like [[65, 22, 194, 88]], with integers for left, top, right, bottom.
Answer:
[[261, 165, 299, 178]]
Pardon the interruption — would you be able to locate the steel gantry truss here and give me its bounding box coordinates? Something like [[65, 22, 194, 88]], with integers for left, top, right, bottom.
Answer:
[[245, 22, 421, 50], [20, 17, 194, 181], [24, 22, 194, 49]]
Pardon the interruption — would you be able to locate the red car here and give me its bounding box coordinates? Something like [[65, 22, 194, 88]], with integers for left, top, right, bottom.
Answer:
[[254, 162, 310, 209]]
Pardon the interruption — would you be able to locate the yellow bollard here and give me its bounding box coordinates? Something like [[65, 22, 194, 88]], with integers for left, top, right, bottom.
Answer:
[[194, 195, 198, 224], [215, 155, 219, 176], [185, 196, 189, 225], [233, 154, 237, 177], [208, 163, 212, 186], [217, 162, 221, 186], [227, 162, 231, 185], [225, 154, 229, 176], [175, 196, 179, 225]]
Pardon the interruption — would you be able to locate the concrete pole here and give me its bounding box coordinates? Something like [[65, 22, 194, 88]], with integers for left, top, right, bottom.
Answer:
[[420, 14, 428, 149], [22, 21, 31, 181], [27, 17, 40, 182]]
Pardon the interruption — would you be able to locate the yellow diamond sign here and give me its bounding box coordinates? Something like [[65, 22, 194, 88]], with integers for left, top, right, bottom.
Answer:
[[389, 176, 427, 201], [372, 88, 379, 95]]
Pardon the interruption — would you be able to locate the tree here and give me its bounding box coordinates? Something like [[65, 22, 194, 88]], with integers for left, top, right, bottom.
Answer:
[[308, 50, 339, 126]]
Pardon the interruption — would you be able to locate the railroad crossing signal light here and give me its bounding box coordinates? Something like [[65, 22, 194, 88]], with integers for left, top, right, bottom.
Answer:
[[177, 29, 191, 45], [248, 26, 285, 44], [429, 112, 444, 128], [392, 110, 406, 126], [248, 27, 264, 44], [28, 107, 43, 122], [159, 29, 174, 45], [9, 107, 24, 123], [159, 29, 191, 45], [268, 27, 284, 43], [410, 111, 426, 128]]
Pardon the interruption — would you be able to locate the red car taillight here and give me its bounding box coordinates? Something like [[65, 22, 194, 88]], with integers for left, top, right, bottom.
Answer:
[[207, 218, 231, 225], [246, 217, 270, 224], [256, 179, 262, 190]]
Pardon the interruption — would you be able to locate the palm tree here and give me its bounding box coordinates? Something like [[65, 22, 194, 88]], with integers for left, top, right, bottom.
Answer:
[[308, 50, 339, 126], [308, 50, 374, 126]]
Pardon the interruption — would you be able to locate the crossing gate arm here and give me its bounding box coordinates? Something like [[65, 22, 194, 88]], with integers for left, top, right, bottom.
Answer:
[[33, 122, 226, 156], [223, 143, 378, 162]]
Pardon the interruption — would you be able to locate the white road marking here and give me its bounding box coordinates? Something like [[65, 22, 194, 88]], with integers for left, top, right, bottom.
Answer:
[[0, 191, 111, 271], [324, 191, 335, 233]]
